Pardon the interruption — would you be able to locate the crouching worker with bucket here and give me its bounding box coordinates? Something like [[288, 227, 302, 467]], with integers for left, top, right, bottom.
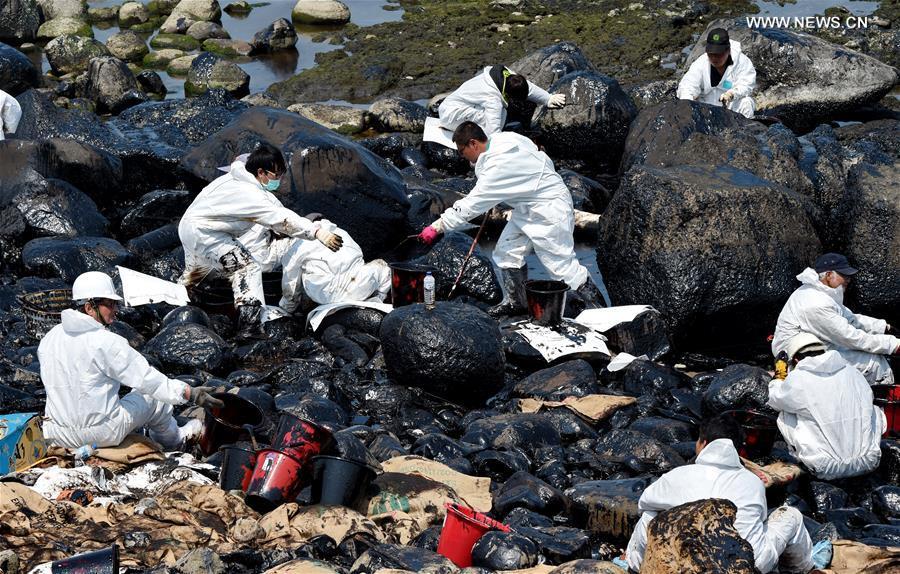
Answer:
[[37, 272, 224, 451], [415, 121, 606, 317]]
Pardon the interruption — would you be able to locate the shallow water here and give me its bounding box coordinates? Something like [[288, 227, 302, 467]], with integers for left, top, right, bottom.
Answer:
[[753, 0, 879, 18], [39, 0, 404, 99]]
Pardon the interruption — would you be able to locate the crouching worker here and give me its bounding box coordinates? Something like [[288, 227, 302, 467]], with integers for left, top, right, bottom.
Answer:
[[624, 415, 830, 573], [38, 272, 224, 450], [768, 333, 884, 480], [178, 143, 344, 339], [280, 215, 390, 310], [417, 121, 606, 316], [677, 27, 756, 118]]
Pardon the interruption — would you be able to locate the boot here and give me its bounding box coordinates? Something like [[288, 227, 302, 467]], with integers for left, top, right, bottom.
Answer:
[[574, 278, 607, 309], [488, 266, 528, 318], [236, 303, 267, 340]]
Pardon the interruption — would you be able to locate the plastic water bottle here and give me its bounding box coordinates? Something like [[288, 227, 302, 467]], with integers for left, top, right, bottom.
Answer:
[[423, 272, 435, 309], [73, 444, 97, 461]]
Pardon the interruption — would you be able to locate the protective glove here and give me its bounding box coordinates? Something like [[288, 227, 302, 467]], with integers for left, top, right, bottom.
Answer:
[[611, 556, 629, 571], [188, 386, 225, 409], [547, 93, 566, 109], [417, 225, 440, 245], [811, 539, 833, 570], [719, 89, 735, 107], [774, 350, 789, 380], [315, 227, 343, 251]]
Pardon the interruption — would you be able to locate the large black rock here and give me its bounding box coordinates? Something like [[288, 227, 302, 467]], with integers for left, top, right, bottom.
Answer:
[[412, 231, 502, 305], [684, 18, 900, 131], [349, 544, 456, 574], [181, 106, 409, 258], [493, 470, 568, 518], [512, 359, 598, 401], [565, 477, 653, 541], [21, 236, 132, 282], [594, 429, 685, 474], [603, 309, 671, 361], [509, 42, 597, 92], [598, 164, 820, 344], [10, 177, 108, 237], [119, 189, 192, 238], [87, 56, 146, 114], [700, 363, 772, 416], [0, 42, 38, 95], [461, 413, 561, 453], [533, 71, 637, 174], [144, 322, 228, 373], [0, 0, 40, 43], [471, 531, 539, 570], [379, 301, 505, 403]]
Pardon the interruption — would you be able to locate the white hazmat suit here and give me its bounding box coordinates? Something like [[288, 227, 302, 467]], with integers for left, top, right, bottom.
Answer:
[[768, 350, 884, 480], [178, 160, 318, 308], [626, 439, 813, 573], [38, 309, 190, 449], [438, 66, 551, 135], [435, 131, 589, 290], [677, 40, 756, 118], [0, 89, 22, 140], [772, 267, 898, 384], [280, 219, 390, 309]]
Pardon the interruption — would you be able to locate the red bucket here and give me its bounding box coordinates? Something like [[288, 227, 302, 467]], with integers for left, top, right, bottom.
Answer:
[[244, 448, 308, 513], [199, 393, 264, 456], [219, 446, 257, 492], [271, 412, 334, 463], [873, 384, 900, 437], [436, 502, 510, 567], [725, 410, 777, 459]]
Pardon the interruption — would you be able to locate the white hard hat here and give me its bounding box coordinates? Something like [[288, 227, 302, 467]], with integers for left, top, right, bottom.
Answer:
[[71, 272, 123, 302], [785, 332, 826, 361]]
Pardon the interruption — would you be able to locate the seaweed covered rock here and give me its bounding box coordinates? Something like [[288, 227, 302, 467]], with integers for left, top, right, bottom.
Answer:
[[641, 498, 757, 573], [380, 302, 504, 404], [181, 106, 409, 258], [145, 321, 228, 372], [534, 71, 637, 173], [598, 164, 820, 345], [185, 51, 250, 98], [44, 34, 110, 75]]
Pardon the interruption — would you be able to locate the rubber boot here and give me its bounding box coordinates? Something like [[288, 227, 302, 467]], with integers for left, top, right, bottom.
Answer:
[[488, 266, 527, 318], [236, 302, 267, 340], [575, 278, 607, 309]]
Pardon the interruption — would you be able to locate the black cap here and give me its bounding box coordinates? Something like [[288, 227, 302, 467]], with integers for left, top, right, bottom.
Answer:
[[706, 28, 730, 54], [814, 253, 858, 275]]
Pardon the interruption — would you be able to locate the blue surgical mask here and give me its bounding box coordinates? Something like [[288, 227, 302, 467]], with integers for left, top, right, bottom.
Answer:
[[263, 179, 280, 192]]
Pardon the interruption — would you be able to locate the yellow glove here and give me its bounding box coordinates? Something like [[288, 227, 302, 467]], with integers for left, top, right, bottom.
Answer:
[[774, 351, 789, 380]]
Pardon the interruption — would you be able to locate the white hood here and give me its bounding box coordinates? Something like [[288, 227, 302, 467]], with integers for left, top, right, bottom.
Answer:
[[60, 309, 104, 335], [228, 160, 260, 188], [796, 267, 843, 304], [793, 349, 848, 378], [695, 438, 743, 469]]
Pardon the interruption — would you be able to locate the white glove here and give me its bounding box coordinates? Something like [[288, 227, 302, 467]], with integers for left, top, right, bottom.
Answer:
[[315, 227, 343, 251], [547, 93, 566, 109], [719, 90, 735, 107]]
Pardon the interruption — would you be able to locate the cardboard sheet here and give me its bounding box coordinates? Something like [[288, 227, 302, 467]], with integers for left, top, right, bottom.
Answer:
[[518, 394, 636, 423]]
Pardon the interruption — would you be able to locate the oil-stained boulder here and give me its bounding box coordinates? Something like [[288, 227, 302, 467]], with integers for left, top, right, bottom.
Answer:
[[0, 42, 39, 95], [509, 42, 597, 92], [565, 477, 652, 541], [512, 359, 598, 401], [412, 231, 502, 304], [472, 531, 539, 570], [22, 236, 132, 282], [700, 363, 772, 416], [145, 321, 228, 372]]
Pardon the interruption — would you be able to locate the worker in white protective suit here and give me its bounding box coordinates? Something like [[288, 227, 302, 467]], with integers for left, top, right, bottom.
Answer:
[[677, 27, 756, 118], [623, 415, 830, 574], [768, 333, 884, 481], [417, 121, 606, 316], [178, 143, 344, 339], [438, 65, 566, 136], [280, 215, 390, 310], [0, 88, 22, 140], [37, 272, 224, 450], [772, 252, 899, 385]]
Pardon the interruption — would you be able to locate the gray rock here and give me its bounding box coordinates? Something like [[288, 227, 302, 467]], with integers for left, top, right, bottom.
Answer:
[[87, 5, 118, 21], [598, 164, 820, 343], [186, 20, 229, 41], [36, 0, 87, 20], [45, 33, 109, 75], [0, 42, 39, 95], [287, 102, 365, 133], [684, 18, 900, 130], [160, 0, 221, 33], [0, 0, 41, 43], [105, 30, 149, 62], [118, 1, 151, 27], [87, 56, 146, 114], [292, 0, 349, 24], [184, 51, 249, 98], [242, 92, 280, 107], [367, 96, 427, 133], [37, 16, 92, 39], [534, 70, 637, 173], [509, 41, 596, 91], [166, 53, 198, 75], [251, 17, 297, 53]]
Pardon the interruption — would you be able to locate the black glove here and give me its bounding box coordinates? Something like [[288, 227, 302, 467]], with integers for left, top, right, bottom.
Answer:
[[189, 386, 224, 409]]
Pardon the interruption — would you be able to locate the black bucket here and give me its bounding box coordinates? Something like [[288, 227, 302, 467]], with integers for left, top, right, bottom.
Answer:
[[51, 544, 118, 573], [310, 455, 378, 508], [726, 410, 778, 459], [219, 446, 258, 492], [525, 280, 569, 326], [389, 262, 437, 307], [199, 393, 265, 456]]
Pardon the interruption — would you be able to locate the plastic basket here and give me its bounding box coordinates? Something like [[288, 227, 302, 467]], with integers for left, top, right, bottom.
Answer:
[[18, 289, 72, 340]]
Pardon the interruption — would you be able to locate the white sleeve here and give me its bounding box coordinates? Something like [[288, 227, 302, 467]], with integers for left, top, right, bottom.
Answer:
[[1, 93, 22, 135], [481, 94, 505, 136], [767, 378, 808, 414], [100, 337, 188, 406], [677, 59, 705, 101], [437, 156, 510, 231], [730, 56, 756, 98], [804, 303, 899, 355], [847, 310, 887, 334], [240, 198, 318, 240], [526, 80, 551, 106]]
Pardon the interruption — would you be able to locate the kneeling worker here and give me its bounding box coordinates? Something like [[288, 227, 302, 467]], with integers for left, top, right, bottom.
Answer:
[[677, 27, 756, 118], [768, 333, 884, 480], [625, 415, 829, 573], [38, 272, 224, 450]]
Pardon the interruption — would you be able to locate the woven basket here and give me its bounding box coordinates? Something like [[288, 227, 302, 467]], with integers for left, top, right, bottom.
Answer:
[[18, 289, 72, 340]]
